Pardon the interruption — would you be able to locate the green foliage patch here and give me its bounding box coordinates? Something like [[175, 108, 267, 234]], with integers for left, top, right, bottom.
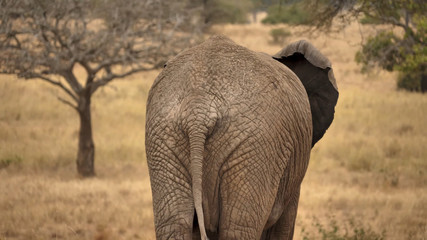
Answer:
[[0, 155, 23, 169], [397, 71, 425, 92], [262, 3, 311, 25], [355, 10, 427, 92], [269, 27, 291, 44], [302, 216, 386, 240], [205, 0, 253, 24], [355, 31, 401, 73]]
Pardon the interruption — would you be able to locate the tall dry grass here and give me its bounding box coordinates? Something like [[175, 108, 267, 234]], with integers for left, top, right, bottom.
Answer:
[[1, 21, 426, 239]]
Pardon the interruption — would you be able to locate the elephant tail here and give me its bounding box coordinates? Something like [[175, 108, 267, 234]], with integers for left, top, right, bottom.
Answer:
[[189, 128, 209, 240]]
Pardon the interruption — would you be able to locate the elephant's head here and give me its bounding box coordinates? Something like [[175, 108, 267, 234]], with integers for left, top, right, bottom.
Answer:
[[273, 40, 338, 147]]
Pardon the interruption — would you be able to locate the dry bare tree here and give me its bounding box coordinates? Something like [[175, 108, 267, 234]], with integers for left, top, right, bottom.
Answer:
[[0, 0, 203, 177]]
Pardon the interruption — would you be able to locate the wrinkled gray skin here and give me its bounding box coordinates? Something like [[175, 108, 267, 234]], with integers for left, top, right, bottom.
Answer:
[[145, 35, 338, 240]]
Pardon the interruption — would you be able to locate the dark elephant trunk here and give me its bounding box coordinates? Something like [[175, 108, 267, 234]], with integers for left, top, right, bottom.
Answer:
[[76, 93, 95, 177]]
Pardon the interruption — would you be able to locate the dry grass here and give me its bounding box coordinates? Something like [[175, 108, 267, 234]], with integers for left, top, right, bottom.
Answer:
[[1, 21, 426, 239]]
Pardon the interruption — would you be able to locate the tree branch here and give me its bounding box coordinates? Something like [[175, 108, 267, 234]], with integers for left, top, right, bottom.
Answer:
[[91, 66, 156, 94], [60, 69, 83, 95], [23, 73, 79, 102], [57, 96, 78, 111], [1, 0, 203, 100]]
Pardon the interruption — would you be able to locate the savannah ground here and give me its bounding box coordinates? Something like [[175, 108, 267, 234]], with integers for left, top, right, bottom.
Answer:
[[1, 21, 426, 239]]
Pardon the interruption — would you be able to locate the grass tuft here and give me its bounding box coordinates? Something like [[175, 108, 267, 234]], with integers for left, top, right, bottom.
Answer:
[[301, 216, 386, 240], [0, 155, 23, 169]]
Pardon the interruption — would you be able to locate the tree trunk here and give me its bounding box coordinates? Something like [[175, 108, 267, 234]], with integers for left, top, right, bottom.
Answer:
[[421, 74, 426, 93], [76, 93, 95, 177], [252, 10, 257, 23]]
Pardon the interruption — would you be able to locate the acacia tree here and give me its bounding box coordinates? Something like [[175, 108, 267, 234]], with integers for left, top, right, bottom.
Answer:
[[306, 0, 426, 92], [0, 0, 202, 177]]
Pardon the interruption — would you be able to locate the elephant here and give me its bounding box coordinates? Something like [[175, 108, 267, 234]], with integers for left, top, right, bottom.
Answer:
[[145, 35, 338, 239]]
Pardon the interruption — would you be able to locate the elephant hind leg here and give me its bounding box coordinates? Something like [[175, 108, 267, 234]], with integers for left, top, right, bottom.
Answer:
[[147, 146, 194, 239], [217, 160, 281, 239], [151, 186, 194, 239], [150, 182, 194, 239], [264, 188, 301, 240], [193, 212, 219, 239]]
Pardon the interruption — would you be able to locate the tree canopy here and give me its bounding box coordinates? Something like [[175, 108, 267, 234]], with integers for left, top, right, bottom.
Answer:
[[0, 0, 203, 176], [258, 0, 426, 91], [307, 0, 426, 92], [0, 0, 201, 91]]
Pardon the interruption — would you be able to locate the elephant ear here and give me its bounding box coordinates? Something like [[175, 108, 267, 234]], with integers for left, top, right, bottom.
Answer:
[[273, 40, 339, 147]]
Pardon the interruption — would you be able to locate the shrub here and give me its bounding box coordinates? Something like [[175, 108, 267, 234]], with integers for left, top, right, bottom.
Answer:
[[355, 31, 401, 73], [397, 71, 425, 92], [205, 0, 252, 24], [262, 3, 310, 25], [395, 43, 427, 92], [269, 27, 291, 45], [355, 14, 427, 93], [0, 155, 23, 169]]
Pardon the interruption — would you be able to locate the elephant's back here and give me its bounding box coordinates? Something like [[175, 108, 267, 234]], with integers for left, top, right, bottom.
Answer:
[[148, 35, 309, 114], [146, 35, 312, 147]]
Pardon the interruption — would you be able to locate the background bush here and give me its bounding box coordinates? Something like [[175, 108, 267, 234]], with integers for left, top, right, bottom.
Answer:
[[397, 71, 426, 92], [302, 217, 386, 240], [269, 27, 291, 44], [262, 3, 311, 25], [204, 0, 253, 24]]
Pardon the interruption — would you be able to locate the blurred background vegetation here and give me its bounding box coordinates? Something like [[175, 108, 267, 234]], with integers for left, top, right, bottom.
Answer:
[[215, 0, 427, 93], [0, 0, 426, 239], [195, 0, 427, 93]]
